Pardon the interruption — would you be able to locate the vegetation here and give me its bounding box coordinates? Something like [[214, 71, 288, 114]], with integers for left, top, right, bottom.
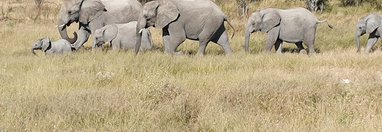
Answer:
[[1, 0, 382, 131], [340, 0, 382, 8]]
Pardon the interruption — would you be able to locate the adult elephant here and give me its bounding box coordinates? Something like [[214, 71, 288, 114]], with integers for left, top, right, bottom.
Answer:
[[244, 8, 332, 54], [135, 0, 235, 56], [57, 0, 142, 49], [355, 14, 382, 53]]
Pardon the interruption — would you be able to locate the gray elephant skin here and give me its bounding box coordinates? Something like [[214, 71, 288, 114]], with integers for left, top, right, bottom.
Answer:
[[135, 0, 235, 56], [57, 0, 142, 49], [245, 8, 333, 54], [355, 14, 382, 53], [94, 21, 153, 51], [32, 38, 73, 55]]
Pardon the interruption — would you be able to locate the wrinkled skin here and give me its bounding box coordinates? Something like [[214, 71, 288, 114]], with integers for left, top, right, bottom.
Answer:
[[94, 21, 153, 51], [135, 0, 235, 56], [57, 0, 142, 50], [355, 14, 382, 53], [245, 8, 332, 54], [31, 38, 73, 55]]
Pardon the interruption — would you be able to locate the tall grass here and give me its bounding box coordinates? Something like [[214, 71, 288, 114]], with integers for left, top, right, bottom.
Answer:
[[1, 0, 382, 131]]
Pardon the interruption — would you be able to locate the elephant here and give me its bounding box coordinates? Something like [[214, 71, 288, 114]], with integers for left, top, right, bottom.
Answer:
[[244, 8, 333, 54], [135, 0, 235, 56], [355, 14, 382, 53], [57, 0, 142, 50], [31, 38, 74, 55], [94, 21, 153, 51]]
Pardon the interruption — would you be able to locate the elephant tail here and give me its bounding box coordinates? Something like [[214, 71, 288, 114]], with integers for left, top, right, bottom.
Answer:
[[224, 17, 236, 39], [317, 20, 334, 29]]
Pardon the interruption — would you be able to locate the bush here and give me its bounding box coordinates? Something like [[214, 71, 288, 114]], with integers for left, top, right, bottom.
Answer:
[[340, 0, 382, 8], [306, 0, 329, 12], [341, 0, 363, 6]]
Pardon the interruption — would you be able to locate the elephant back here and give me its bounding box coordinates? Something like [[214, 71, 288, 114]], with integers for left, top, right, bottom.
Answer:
[[168, 0, 226, 17], [102, 0, 142, 23]]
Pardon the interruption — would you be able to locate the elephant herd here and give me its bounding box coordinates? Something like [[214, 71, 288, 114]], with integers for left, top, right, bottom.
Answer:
[[31, 0, 382, 55]]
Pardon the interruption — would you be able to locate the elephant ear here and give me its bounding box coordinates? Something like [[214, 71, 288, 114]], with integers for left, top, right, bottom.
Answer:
[[261, 10, 281, 33], [42, 38, 52, 52], [103, 25, 118, 42], [79, 0, 106, 25], [365, 15, 382, 34], [155, 1, 179, 29]]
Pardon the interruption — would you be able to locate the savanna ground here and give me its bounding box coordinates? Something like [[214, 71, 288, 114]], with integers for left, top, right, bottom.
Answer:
[[1, 0, 382, 131]]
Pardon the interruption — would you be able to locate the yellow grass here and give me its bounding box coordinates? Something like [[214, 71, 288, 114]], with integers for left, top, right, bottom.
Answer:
[[1, 0, 382, 131]]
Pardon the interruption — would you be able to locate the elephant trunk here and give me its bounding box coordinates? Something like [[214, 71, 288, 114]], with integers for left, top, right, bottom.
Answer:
[[355, 30, 362, 53], [58, 19, 78, 44], [135, 16, 146, 55], [244, 27, 252, 53]]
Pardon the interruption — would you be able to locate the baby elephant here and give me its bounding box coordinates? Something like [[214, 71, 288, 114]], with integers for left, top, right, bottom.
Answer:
[[31, 37, 73, 55], [245, 8, 333, 54], [355, 14, 382, 53], [94, 21, 153, 51]]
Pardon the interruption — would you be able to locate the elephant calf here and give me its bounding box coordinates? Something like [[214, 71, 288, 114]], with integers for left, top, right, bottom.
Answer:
[[245, 8, 333, 54], [31, 37, 73, 55], [94, 21, 153, 51], [355, 14, 382, 53]]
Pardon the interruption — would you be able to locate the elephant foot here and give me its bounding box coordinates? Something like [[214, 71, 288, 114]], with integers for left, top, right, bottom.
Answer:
[[263, 50, 272, 54], [165, 51, 184, 56], [196, 52, 206, 57], [225, 52, 233, 56], [299, 49, 307, 54], [91, 47, 103, 53], [276, 50, 283, 55], [174, 51, 184, 56], [72, 44, 84, 50]]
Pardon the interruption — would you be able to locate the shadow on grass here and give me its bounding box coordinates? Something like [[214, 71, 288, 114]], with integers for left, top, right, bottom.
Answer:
[[282, 47, 321, 54]]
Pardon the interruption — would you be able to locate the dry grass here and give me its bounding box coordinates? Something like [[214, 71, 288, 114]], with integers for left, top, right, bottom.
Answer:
[[1, 0, 382, 131]]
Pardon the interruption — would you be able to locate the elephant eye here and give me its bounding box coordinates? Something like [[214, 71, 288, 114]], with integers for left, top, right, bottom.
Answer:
[[68, 10, 77, 14]]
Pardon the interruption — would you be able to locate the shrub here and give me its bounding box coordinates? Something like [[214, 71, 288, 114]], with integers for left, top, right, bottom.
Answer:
[[340, 0, 382, 8], [306, 0, 330, 12]]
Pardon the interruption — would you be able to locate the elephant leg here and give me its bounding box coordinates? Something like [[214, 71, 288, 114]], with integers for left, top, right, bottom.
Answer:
[[198, 40, 210, 56], [111, 41, 121, 51], [73, 26, 90, 50], [306, 41, 316, 54], [197, 17, 228, 56], [211, 24, 233, 55], [365, 35, 379, 53], [295, 42, 305, 53], [162, 25, 186, 55], [274, 39, 283, 54], [304, 29, 317, 54], [265, 27, 280, 52]]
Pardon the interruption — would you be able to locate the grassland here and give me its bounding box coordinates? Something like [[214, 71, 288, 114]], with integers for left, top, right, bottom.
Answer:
[[1, 0, 382, 131]]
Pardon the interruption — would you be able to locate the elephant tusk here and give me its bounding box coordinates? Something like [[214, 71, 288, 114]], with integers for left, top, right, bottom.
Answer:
[[31, 48, 37, 55], [139, 29, 143, 34], [57, 24, 66, 28]]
